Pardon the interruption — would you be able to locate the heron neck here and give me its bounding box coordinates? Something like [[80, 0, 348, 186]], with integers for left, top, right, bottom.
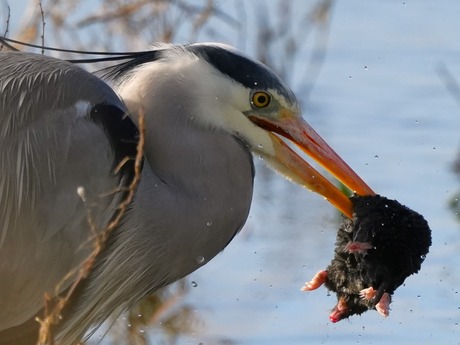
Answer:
[[120, 97, 255, 285]]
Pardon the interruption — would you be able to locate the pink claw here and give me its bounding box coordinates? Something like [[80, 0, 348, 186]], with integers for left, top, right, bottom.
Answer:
[[359, 287, 391, 317], [359, 287, 377, 300], [375, 293, 391, 317], [345, 241, 373, 254], [301, 270, 328, 291]]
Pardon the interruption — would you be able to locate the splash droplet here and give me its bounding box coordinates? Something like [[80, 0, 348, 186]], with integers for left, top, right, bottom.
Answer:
[[191, 281, 198, 287]]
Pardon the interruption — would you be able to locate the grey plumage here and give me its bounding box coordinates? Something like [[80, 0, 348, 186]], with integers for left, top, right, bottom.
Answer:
[[0, 52, 130, 333]]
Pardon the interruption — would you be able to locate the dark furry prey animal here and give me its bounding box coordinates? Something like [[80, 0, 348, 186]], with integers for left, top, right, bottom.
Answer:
[[302, 195, 431, 322]]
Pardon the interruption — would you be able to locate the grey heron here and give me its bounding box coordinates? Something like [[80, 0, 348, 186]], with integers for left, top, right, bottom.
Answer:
[[0, 42, 374, 344]]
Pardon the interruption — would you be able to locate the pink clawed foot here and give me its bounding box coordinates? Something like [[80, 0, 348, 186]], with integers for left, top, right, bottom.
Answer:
[[359, 287, 377, 300], [301, 270, 328, 291], [345, 241, 373, 254], [359, 287, 391, 317], [375, 293, 391, 317]]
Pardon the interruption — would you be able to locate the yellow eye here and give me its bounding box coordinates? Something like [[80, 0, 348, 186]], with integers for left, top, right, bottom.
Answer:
[[251, 91, 271, 108]]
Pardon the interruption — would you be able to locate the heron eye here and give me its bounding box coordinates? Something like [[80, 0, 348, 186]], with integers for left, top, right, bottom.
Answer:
[[251, 91, 271, 108]]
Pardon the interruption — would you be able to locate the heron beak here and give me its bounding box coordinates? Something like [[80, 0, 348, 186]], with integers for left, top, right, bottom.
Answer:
[[249, 109, 375, 219]]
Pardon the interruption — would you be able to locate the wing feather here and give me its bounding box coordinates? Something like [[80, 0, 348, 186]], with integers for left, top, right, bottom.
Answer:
[[0, 52, 138, 330]]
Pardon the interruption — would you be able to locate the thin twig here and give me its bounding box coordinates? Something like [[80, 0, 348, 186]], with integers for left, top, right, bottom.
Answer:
[[0, 3, 10, 51], [38, 0, 45, 54]]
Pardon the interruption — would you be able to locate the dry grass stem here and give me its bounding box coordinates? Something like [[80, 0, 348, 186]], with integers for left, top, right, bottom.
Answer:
[[0, 3, 10, 50], [38, 0, 45, 54]]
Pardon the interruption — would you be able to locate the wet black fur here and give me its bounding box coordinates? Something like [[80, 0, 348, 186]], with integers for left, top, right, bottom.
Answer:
[[324, 194, 432, 319]]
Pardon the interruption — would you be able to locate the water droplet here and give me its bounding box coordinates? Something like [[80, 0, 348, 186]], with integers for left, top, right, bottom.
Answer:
[[348, 75, 352, 79], [206, 221, 213, 227], [415, 120, 419, 124], [191, 281, 198, 287], [258, 144, 263, 149], [139, 328, 145, 333], [364, 65, 368, 70], [195, 256, 205, 264], [374, 155, 379, 159], [77, 186, 86, 201]]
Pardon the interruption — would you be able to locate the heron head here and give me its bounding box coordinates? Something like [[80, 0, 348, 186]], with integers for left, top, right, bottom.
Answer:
[[188, 43, 374, 218]]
